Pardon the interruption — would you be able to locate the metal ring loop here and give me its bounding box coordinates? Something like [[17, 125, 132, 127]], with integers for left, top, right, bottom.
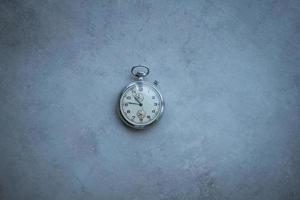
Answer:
[[131, 65, 150, 78]]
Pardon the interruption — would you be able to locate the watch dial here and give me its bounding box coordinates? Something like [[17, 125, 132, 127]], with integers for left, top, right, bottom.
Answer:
[[120, 83, 163, 126]]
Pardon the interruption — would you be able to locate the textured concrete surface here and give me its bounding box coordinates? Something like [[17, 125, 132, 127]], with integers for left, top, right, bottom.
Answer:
[[1, 0, 300, 199]]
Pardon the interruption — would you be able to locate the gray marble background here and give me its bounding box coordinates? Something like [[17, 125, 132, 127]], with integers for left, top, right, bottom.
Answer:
[[1, 0, 300, 199]]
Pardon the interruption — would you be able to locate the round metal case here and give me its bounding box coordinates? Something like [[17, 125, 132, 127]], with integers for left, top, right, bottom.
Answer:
[[118, 66, 164, 129]]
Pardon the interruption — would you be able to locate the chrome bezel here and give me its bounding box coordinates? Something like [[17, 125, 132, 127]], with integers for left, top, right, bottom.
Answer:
[[118, 80, 164, 129]]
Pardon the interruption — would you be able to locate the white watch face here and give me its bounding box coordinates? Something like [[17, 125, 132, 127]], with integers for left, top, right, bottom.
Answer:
[[120, 82, 163, 127]]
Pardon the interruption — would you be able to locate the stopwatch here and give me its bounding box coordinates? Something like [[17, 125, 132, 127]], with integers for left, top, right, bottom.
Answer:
[[118, 65, 164, 129]]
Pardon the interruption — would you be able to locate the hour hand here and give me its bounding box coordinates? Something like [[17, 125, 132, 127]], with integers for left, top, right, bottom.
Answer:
[[128, 102, 141, 106]]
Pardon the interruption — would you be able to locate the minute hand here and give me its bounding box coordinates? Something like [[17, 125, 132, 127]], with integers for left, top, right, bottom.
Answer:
[[134, 96, 143, 106], [128, 102, 140, 105]]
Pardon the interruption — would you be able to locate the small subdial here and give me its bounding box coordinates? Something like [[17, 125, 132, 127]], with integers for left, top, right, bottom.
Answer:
[[136, 93, 144, 101], [137, 110, 145, 121], [132, 90, 144, 102]]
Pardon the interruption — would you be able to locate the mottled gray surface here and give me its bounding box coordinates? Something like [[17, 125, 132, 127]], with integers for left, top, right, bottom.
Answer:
[[0, 0, 300, 199]]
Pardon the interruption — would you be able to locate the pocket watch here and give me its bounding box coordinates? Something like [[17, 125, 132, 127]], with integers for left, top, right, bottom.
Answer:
[[118, 65, 164, 129]]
